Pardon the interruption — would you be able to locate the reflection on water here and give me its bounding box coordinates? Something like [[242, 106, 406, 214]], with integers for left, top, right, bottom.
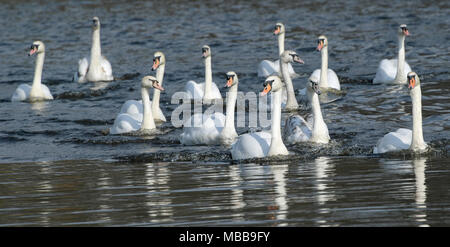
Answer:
[[145, 163, 173, 224], [271, 164, 288, 226], [0, 157, 448, 226], [314, 157, 338, 227], [413, 158, 428, 227]]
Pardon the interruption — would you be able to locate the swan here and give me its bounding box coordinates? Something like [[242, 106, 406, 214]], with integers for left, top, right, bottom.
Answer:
[[11, 41, 54, 102], [373, 24, 412, 84], [118, 51, 167, 123], [373, 72, 427, 153], [258, 22, 298, 78], [180, 71, 239, 146], [75, 17, 114, 83], [110, 76, 164, 135], [185, 45, 222, 102], [280, 50, 304, 110], [231, 75, 289, 160], [309, 35, 341, 91], [283, 76, 330, 144]]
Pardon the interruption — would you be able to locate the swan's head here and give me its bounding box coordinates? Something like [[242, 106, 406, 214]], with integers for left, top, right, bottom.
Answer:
[[407, 71, 420, 90], [28, 41, 45, 56], [398, 24, 410, 36], [316, 35, 328, 51], [152, 51, 166, 71], [141, 76, 164, 91], [202, 45, 211, 58], [274, 22, 285, 35], [307, 76, 321, 95], [261, 75, 282, 96], [225, 71, 238, 88], [92, 17, 100, 30], [280, 50, 304, 64]]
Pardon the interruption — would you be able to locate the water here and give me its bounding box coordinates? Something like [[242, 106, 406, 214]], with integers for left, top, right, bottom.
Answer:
[[0, 0, 449, 226]]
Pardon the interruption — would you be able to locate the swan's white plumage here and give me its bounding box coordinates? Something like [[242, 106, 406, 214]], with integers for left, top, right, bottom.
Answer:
[[119, 100, 166, 122], [373, 58, 412, 84], [76, 17, 114, 83], [11, 41, 54, 102], [373, 128, 412, 154], [231, 75, 289, 160], [110, 113, 142, 135], [310, 68, 341, 91], [77, 56, 114, 83], [11, 84, 53, 102], [231, 131, 272, 160], [283, 115, 313, 144], [180, 112, 225, 145], [258, 59, 298, 78], [185, 80, 222, 100]]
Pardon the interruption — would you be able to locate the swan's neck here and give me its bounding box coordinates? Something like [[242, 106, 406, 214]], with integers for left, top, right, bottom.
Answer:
[[278, 32, 285, 56], [308, 90, 329, 143], [90, 28, 102, 67], [320, 47, 329, 88], [394, 35, 406, 84], [30, 52, 45, 96], [281, 61, 299, 110], [152, 64, 165, 117], [141, 87, 156, 130], [203, 56, 213, 99], [268, 89, 288, 156], [223, 84, 238, 135], [410, 86, 426, 151]]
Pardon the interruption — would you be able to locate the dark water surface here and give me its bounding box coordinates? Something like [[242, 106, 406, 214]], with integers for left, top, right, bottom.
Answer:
[[0, 0, 449, 226]]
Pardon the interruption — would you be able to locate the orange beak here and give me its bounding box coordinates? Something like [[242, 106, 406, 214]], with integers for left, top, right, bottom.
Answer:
[[152, 59, 160, 71], [29, 47, 37, 56], [273, 26, 280, 35], [317, 40, 324, 51], [225, 77, 233, 88], [408, 76, 416, 89], [260, 84, 272, 96], [153, 81, 164, 91], [403, 29, 410, 36]]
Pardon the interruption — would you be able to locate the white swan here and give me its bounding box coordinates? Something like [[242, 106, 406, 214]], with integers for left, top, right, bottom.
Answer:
[[374, 72, 427, 153], [185, 45, 222, 102], [280, 50, 304, 110], [309, 35, 341, 91], [76, 17, 114, 83], [110, 76, 164, 134], [258, 22, 298, 78], [283, 76, 330, 144], [180, 71, 239, 146], [118, 51, 167, 123], [11, 41, 54, 102], [231, 75, 289, 160], [373, 24, 412, 84]]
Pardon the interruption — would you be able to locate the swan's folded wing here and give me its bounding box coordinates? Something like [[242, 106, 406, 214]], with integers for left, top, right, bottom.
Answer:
[[41, 84, 54, 100], [283, 115, 312, 144], [373, 59, 397, 84], [78, 58, 89, 77], [185, 80, 204, 99], [101, 56, 114, 80], [11, 84, 31, 102], [373, 128, 411, 154], [258, 60, 277, 77]]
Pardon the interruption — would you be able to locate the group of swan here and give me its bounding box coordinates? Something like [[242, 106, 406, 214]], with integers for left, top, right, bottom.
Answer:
[[10, 18, 428, 158]]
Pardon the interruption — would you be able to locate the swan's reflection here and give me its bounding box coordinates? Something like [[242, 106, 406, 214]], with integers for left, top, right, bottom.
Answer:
[[30, 101, 49, 112], [314, 157, 337, 227], [145, 163, 173, 223], [413, 158, 429, 227], [37, 163, 53, 226], [228, 165, 245, 221], [90, 81, 109, 91], [96, 169, 112, 224], [270, 164, 288, 226]]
